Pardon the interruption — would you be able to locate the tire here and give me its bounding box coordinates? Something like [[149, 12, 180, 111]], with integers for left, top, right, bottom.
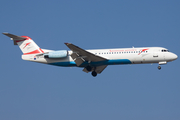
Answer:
[[86, 66, 92, 71], [158, 66, 161, 70], [91, 71, 97, 77]]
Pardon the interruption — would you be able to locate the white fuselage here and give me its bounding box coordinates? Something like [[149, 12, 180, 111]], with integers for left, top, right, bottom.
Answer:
[[22, 47, 178, 67]]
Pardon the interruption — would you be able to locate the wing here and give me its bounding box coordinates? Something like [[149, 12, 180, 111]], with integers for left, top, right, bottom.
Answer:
[[65, 43, 108, 74], [65, 43, 106, 62]]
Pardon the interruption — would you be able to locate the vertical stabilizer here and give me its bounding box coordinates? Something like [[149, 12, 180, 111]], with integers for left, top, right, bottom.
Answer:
[[3, 33, 44, 55]]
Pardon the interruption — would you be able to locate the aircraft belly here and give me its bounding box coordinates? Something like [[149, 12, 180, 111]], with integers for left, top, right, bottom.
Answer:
[[86, 59, 132, 66], [46, 56, 76, 67], [48, 61, 77, 67], [22, 55, 48, 63], [47, 59, 132, 67]]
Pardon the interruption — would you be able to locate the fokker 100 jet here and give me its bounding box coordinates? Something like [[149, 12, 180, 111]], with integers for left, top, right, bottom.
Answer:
[[3, 33, 178, 77]]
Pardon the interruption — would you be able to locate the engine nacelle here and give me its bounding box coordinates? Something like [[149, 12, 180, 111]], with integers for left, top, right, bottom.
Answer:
[[44, 50, 68, 58]]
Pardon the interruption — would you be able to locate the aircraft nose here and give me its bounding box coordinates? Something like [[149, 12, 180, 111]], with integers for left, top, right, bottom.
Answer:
[[172, 53, 178, 60]]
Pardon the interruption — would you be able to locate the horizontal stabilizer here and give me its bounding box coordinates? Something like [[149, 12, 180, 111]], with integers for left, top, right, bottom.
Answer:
[[3, 33, 26, 40], [3, 33, 27, 45]]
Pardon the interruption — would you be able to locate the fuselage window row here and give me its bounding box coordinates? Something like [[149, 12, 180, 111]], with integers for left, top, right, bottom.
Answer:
[[95, 50, 148, 55]]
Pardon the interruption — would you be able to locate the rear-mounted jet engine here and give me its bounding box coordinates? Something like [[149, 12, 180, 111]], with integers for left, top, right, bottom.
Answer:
[[44, 50, 68, 58]]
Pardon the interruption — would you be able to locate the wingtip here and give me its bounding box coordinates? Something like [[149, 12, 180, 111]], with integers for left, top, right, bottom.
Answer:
[[64, 43, 71, 45], [2, 32, 9, 35]]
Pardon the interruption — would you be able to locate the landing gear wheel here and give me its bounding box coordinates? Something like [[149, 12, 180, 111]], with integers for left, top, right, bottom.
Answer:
[[158, 66, 161, 70], [91, 71, 97, 77], [86, 66, 92, 71]]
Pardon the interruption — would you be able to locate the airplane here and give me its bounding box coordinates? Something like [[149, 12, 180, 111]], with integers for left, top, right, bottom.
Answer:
[[3, 33, 178, 77]]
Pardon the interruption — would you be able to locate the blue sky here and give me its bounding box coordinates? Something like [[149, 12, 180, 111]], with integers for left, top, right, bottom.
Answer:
[[1, 0, 180, 120]]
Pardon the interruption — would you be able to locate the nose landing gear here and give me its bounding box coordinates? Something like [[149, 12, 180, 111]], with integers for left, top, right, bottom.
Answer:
[[158, 61, 167, 70], [158, 66, 161, 70]]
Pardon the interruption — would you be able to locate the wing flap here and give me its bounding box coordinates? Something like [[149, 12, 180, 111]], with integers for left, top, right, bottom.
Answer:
[[95, 65, 107, 73], [83, 67, 89, 73], [71, 52, 85, 66]]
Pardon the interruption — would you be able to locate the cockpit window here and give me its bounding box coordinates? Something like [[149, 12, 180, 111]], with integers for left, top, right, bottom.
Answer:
[[161, 49, 169, 52]]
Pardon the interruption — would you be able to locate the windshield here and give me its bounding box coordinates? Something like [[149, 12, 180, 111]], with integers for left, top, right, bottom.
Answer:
[[161, 49, 169, 52]]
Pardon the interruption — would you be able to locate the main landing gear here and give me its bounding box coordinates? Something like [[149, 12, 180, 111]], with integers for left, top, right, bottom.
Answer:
[[85, 65, 97, 77], [91, 71, 97, 77], [86, 65, 92, 71]]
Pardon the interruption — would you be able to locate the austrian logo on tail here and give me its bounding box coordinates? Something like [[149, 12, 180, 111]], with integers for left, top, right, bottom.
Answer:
[[23, 42, 31, 49]]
